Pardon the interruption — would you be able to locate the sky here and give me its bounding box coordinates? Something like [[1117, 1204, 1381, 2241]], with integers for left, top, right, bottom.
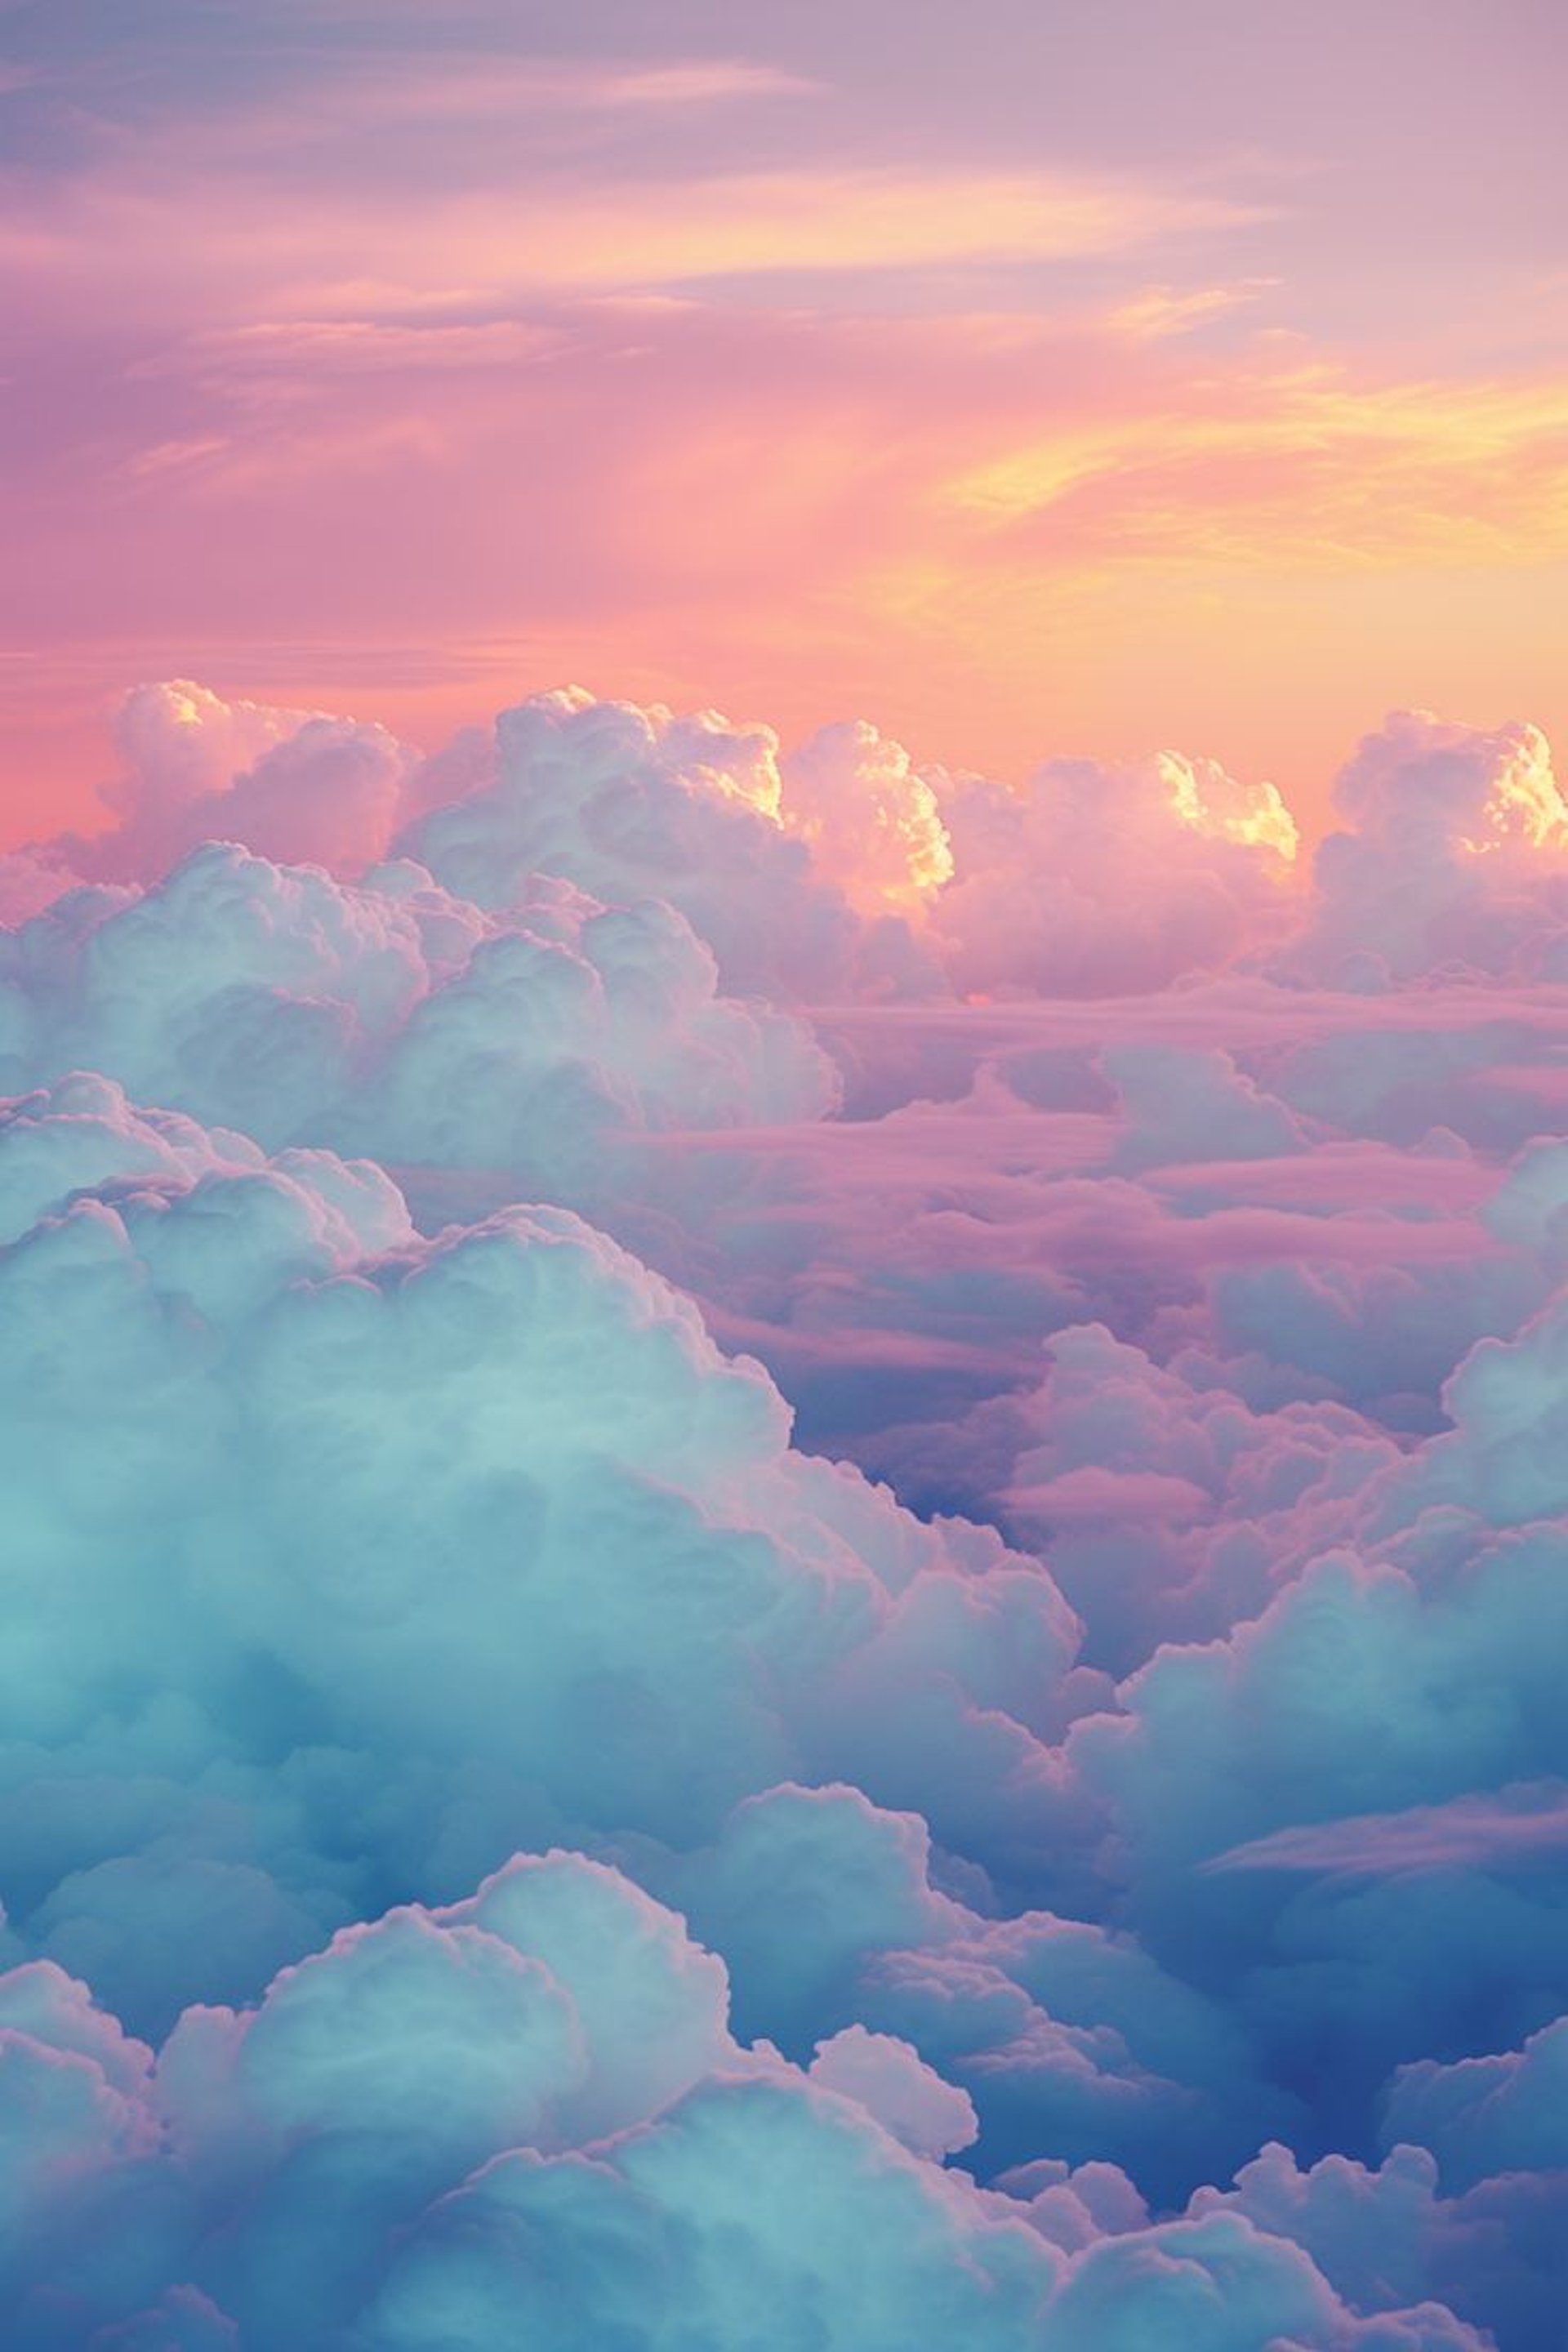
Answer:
[[2, 0, 1566, 843]]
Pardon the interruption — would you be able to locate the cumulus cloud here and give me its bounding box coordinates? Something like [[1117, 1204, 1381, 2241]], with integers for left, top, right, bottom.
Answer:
[[928, 749, 1298, 996], [808, 2023, 980, 2158], [5, 678, 1568, 2345], [780, 719, 955, 913], [20, 685, 1568, 1022], [73, 680, 420, 884], [1293, 710, 1568, 983], [0, 844, 81, 926], [0, 1865, 1486, 2350], [0, 842, 835, 1219], [1383, 2016, 1568, 2194], [965, 1320, 1393, 1667], [0, 1085, 1088, 2035], [399, 688, 942, 1003]]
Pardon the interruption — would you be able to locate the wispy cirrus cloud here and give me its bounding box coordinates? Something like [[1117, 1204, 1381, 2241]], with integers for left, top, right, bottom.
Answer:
[[944, 364, 1568, 570], [0, 149, 1263, 327], [1106, 278, 1279, 340]]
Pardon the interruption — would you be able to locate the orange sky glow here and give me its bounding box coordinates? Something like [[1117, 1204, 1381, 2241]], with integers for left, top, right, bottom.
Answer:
[[2, 1, 1564, 847]]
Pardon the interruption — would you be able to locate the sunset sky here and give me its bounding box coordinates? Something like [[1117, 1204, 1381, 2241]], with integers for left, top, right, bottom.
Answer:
[[3, 0, 1565, 842]]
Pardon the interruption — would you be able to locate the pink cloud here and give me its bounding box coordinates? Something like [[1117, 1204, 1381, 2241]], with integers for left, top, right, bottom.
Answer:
[[1003, 1468, 1214, 1525], [1207, 1784, 1568, 1878]]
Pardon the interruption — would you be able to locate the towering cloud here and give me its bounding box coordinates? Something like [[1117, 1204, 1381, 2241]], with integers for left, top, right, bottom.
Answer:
[[929, 749, 1298, 996], [1294, 711, 1568, 983], [76, 681, 419, 883], [399, 689, 906, 1002]]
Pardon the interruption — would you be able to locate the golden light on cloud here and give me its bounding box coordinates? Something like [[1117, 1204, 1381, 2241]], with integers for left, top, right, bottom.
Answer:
[[944, 363, 1568, 573], [511, 166, 1267, 284]]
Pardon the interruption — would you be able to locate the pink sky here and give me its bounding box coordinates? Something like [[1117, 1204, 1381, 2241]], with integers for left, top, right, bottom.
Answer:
[[2, 0, 1566, 844]]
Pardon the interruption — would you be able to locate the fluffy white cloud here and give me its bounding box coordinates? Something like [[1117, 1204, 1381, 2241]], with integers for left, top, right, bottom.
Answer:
[[808, 2023, 979, 2158], [0, 1085, 1082, 2045], [400, 688, 942, 1002], [0, 844, 836, 1219], [6, 679, 1568, 2347]]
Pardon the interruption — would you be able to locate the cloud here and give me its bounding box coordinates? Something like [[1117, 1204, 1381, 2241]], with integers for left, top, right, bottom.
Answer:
[[0, 1080, 1089, 2034], [82, 679, 417, 880], [0, 835, 838, 1218], [0, 1864, 1482, 2348], [1290, 710, 1568, 983], [947, 371, 1568, 576], [808, 2024, 979, 2159], [928, 751, 1297, 996], [399, 687, 940, 1002], [5, 679, 1568, 2343], [1384, 2015, 1568, 2195], [781, 719, 955, 915], [261, 56, 823, 131], [0, 844, 80, 924], [1207, 1784, 1568, 1878]]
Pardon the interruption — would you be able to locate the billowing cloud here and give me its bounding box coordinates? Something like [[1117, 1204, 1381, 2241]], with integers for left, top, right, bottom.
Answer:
[[88, 679, 418, 882], [781, 720, 955, 915], [929, 749, 1298, 996], [399, 688, 945, 1003], [0, 836, 836, 1219], [28, 684, 1568, 1018], [3, 680, 1568, 2345], [1291, 711, 1568, 984], [0, 1085, 1089, 2027], [0, 1861, 1492, 2350]]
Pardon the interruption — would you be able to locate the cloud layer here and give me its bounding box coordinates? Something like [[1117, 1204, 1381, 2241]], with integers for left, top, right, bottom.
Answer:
[[2, 679, 1567, 2345]]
